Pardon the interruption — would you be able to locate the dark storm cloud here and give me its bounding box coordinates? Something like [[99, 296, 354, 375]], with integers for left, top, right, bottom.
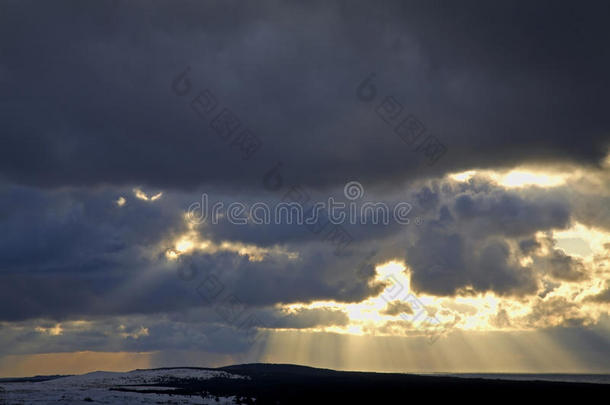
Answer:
[[0, 241, 382, 323], [271, 308, 349, 329], [402, 177, 585, 296], [0, 183, 390, 322], [0, 315, 250, 355], [1, 0, 609, 191], [1, 0, 609, 364], [532, 235, 588, 282], [0, 184, 182, 273], [0, 306, 348, 356], [183, 248, 385, 307], [0, 172, 597, 321], [184, 184, 420, 249], [565, 183, 610, 232]]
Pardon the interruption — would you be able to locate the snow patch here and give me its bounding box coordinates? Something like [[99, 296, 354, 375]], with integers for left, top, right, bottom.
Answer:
[[0, 368, 248, 404]]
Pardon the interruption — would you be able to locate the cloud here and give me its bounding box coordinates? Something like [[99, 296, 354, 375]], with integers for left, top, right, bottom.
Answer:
[[272, 308, 349, 329], [382, 301, 414, 316], [0, 170, 603, 323], [403, 178, 573, 296], [540, 247, 587, 282], [584, 282, 610, 303], [0, 182, 391, 322], [523, 297, 591, 329], [1, 0, 609, 370], [0, 1, 609, 192]]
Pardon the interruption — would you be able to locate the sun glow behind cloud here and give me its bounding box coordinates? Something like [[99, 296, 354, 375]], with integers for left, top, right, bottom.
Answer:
[[158, 163, 610, 343], [259, 251, 609, 372], [163, 215, 299, 262], [275, 248, 610, 336], [449, 167, 569, 188], [132, 163, 610, 375], [279, 261, 503, 335], [2, 174, 609, 376], [553, 223, 610, 257], [133, 188, 163, 201]]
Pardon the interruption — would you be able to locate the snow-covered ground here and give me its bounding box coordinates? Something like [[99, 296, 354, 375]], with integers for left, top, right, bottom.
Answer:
[[0, 368, 249, 404]]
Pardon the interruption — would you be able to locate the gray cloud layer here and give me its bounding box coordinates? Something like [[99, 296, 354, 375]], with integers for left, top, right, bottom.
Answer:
[[1, 0, 609, 191], [1, 1, 609, 364]]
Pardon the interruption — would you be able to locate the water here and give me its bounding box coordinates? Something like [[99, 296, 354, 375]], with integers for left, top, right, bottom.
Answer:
[[435, 373, 610, 385]]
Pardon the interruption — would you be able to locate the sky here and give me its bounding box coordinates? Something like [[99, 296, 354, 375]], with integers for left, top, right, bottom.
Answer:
[[0, 0, 609, 377]]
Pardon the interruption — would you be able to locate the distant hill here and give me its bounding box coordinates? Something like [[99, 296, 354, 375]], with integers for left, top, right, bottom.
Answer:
[[1, 364, 608, 404], [0, 374, 69, 383]]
